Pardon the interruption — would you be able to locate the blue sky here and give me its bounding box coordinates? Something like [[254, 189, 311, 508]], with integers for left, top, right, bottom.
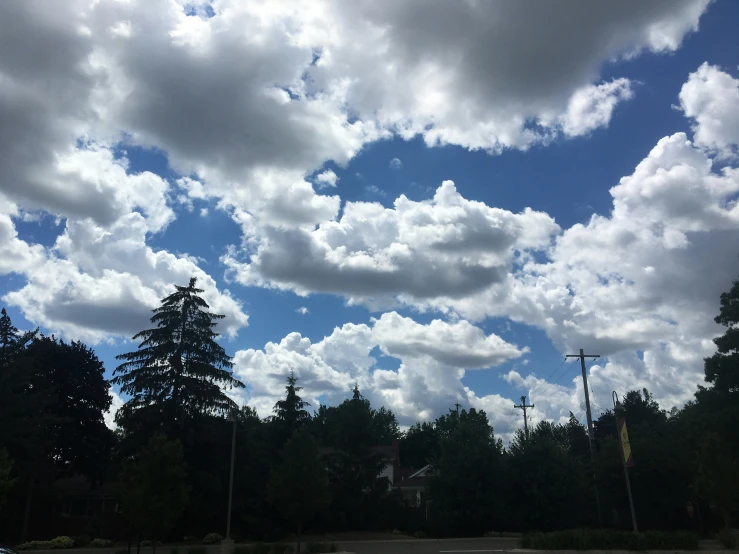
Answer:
[[2, 0, 739, 437]]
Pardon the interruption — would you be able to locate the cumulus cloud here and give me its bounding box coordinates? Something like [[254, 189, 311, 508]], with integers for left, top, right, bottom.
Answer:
[[296, 306, 310, 315], [679, 63, 739, 155], [389, 158, 403, 170], [3, 213, 248, 343], [554, 79, 635, 137], [104, 391, 124, 430], [233, 312, 525, 429], [224, 180, 560, 303], [314, 169, 339, 189]]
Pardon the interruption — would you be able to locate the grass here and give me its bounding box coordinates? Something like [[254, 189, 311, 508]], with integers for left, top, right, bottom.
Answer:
[[519, 529, 699, 550]]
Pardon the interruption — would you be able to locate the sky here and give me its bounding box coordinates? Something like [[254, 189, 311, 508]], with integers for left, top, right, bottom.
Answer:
[[2, 0, 739, 440]]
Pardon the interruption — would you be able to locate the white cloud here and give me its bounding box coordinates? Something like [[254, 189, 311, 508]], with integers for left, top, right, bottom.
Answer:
[[3, 213, 248, 343], [554, 79, 635, 137], [296, 306, 310, 315], [233, 311, 525, 429], [314, 169, 339, 189], [389, 158, 403, 170], [679, 63, 739, 155], [104, 391, 124, 430], [224, 180, 559, 304]]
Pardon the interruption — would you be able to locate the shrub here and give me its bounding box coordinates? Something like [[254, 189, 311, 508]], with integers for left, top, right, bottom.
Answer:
[[305, 543, 337, 554], [717, 529, 737, 550], [392, 529, 403, 535], [51, 537, 75, 549], [90, 539, 114, 548], [16, 541, 52, 551], [413, 531, 427, 539], [519, 529, 699, 551], [202, 533, 223, 545], [139, 540, 162, 548]]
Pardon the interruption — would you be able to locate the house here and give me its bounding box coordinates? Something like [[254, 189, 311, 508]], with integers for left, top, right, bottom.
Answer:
[[394, 464, 432, 508]]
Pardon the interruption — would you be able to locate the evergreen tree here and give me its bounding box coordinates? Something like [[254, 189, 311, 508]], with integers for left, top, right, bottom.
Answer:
[[273, 371, 311, 430], [113, 278, 244, 435], [0, 448, 15, 508], [704, 277, 739, 393], [267, 429, 329, 553]]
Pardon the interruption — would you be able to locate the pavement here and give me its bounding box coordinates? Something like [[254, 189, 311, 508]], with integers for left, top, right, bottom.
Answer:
[[331, 537, 519, 554]]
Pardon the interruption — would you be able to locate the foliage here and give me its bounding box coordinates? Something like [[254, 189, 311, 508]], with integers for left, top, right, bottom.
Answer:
[[73, 536, 91, 547], [121, 434, 190, 546], [304, 543, 337, 553], [90, 538, 114, 547], [16, 536, 75, 550], [113, 278, 244, 444], [0, 448, 15, 506], [427, 408, 504, 536], [413, 531, 427, 538], [26, 335, 115, 481], [519, 529, 699, 550], [201, 533, 222, 544], [272, 372, 311, 435], [267, 429, 330, 550]]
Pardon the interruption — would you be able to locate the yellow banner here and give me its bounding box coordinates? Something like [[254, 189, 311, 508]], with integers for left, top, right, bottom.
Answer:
[[618, 418, 633, 466]]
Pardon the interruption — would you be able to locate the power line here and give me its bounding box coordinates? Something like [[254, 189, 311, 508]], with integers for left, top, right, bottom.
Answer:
[[528, 357, 567, 398], [533, 358, 579, 403]]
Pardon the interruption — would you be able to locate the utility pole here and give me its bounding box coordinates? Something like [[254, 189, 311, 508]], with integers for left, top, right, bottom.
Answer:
[[567, 348, 602, 527], [513, 395, 534, 439]]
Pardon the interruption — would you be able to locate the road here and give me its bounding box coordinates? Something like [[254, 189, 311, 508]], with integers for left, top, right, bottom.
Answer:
[[332, 537, 519, 554]]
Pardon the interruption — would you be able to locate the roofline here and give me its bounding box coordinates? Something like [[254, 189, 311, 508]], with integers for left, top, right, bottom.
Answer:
[[408, 464, 432, 479]]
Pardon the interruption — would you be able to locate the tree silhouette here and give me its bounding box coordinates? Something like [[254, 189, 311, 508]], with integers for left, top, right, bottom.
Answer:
[[273, 371, 311, 431], [267, 429, 329, 552], [113, 278, 243, 440], [121, 434, 190, 554]]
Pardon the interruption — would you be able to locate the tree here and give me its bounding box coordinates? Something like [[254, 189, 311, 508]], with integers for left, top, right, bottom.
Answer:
[[704, 277, 739, 393], [121, 434, 190, 553], [0, 449, 15, 509], [428, 408, 504, 536], [25, 336, 115, 481], [113, 278, 244, 441], [273, 371, 311, 438], [267, 429, 329, 552]]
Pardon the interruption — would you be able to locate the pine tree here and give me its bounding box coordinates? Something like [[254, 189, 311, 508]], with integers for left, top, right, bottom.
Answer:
[[273, 371, 311, 430], [113, 278, 244, 431], [704, 277, 739, 393]]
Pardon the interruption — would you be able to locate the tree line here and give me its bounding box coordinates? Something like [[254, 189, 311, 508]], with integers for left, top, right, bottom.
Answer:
[[0, 276, 737, 545]]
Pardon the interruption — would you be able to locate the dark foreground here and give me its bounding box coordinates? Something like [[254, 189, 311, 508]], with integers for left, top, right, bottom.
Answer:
[[332, 537, 519, 554]]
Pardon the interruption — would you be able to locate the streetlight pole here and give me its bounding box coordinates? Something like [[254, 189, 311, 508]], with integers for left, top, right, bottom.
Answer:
[[222, 410, 237, 554]]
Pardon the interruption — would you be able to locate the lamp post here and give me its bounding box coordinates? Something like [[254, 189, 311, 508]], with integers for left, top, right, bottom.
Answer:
[[221, 409, 237, 554]]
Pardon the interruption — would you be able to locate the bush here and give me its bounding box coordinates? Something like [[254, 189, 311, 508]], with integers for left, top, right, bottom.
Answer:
[[717, 529, 737, 549], [392, 529, 403, 535], [484, 531, 521, 538], [304, 543, 337, 554], [51, 537, 75, 549], [202, 533, 223, 545], [90, 539, 114, 548], [519, 529, 699, 551], [139, 540, 162, 548], [16, 537, 76, 551], [413, 531, 427, 539]]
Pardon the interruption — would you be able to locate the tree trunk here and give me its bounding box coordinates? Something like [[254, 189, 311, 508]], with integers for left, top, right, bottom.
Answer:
[[136, 532, 142, 554], [152, 534, 157, 554], [21, 477, 34, 542]]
